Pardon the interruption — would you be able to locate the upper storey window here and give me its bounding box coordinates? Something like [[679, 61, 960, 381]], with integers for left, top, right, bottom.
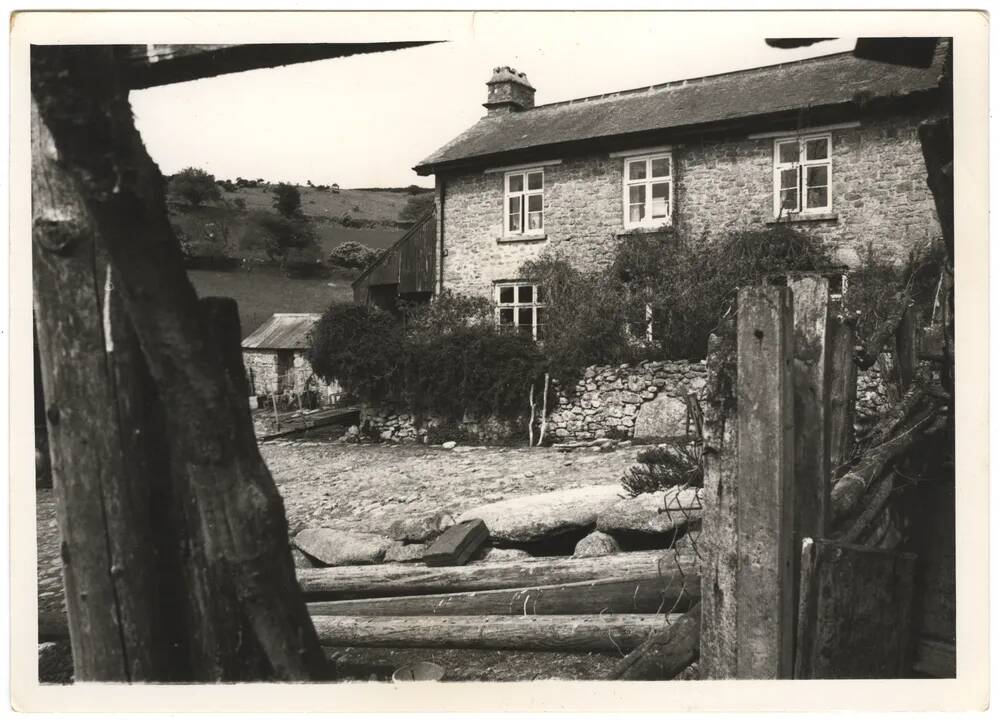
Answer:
[[773, 134, 832, 217], [623, 153, 673, 229], [504, 169, 544, 236]]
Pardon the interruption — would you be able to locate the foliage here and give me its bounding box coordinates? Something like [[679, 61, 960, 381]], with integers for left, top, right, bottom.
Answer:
[[399, 192, 435, 223], [239, 210, 319, 268], [305, 303, 405, 404], [272, 182, 303, 218], [328, 240, 379, 270], [307, 293, 544, 422], [169, 167, 222, 208], [517, 254, 632, 382], [621, 442, 703, 497], [400, 290, 494, 341], [612, 225, 837, 360]]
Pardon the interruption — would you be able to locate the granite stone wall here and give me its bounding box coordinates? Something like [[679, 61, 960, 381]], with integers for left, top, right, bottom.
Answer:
[[438, 109, 942, 300]]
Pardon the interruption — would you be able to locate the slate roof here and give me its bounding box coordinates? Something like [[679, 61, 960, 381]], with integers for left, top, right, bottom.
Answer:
[[242, 313, 321, 350], [414, 40, 947, 175]]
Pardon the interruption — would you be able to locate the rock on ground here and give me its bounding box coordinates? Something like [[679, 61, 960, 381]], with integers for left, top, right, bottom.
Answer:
[[633, 394, 689, 439], [471, 546, 533, 563], [384, 541, 428, 563], [293, 528, 391, 566], [388, 511, 455, 543], [573, 530, 621, 558], [457, 483, 625, 543], [596, 487, 703, 535]]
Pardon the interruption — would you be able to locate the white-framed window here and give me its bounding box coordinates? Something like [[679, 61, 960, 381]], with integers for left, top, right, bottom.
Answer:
[[623, 153, 673, 229], [495, 282, 545, 340], [504, 168, 545, 235], [773, 133, 832, 217]]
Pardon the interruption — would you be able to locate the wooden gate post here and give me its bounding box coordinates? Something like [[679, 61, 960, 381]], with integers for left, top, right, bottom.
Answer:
[[828, 317, 858, 470], [735, 285, 796, 679]]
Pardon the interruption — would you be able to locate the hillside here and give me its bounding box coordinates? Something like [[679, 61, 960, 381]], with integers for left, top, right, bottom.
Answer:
[[175, 182, 432, 336]]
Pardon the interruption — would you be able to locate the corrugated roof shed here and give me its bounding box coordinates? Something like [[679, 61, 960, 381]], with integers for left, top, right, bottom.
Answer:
[[242, 313, 321, 350], [415, 39, 948, 174]]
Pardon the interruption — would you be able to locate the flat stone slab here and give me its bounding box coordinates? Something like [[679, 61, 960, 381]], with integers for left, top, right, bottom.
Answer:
[[457, 484, 625, 543], [388, 511, 455, 543], [293, 528, 391, 567], [596, 487, 704, 535], [633, 394, 689, 439]]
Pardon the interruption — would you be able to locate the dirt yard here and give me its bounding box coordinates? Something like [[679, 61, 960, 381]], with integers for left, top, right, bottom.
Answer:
[[36, 434, 645, 682]]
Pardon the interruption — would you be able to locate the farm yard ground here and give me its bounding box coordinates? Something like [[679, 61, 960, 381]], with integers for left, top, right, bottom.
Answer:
[[36, 434, 652, 682]]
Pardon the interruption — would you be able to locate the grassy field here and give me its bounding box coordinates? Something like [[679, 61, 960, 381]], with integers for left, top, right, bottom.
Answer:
[[220, 186, 417, 225], [187, 266, 355, 337]]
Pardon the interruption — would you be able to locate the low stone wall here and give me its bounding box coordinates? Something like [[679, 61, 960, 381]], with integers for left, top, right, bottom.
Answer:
[[548, 361, 708, 441], [856, 364, 889, 419]]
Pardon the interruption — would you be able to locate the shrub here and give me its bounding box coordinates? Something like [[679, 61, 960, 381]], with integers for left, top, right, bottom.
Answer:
[[517, 254, 631, 382], [306, 304, 404, 404], [401, 290, 494, 341], [169, 167, 222, 208], [621, 442, 703, 497], [328, 240, 379, 270], [239, 210, 318, 266], [272, 182, 303, 218]]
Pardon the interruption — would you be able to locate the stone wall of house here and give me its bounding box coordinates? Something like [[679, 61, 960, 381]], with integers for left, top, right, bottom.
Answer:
[[438, 108, 942, 299], [243, 350, 341, 402]]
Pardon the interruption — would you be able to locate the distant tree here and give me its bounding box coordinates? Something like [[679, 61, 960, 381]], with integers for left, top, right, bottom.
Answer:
[[272, 182, 302, 218], [240, 210, 318, 269], [169, 167, 222, 208], [400, 192, 435, 223], [328, 240, 379, 270]]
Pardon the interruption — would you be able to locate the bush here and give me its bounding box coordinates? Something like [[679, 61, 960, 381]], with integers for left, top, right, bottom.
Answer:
[[621, 442, 703, 497], [239, 210, 318, 266], [272, 182, 302, 218], [328, 240, 379, 270], [401, 290, 493, 341], [306, 304, 404, 404], [169, 167, 222, 208]]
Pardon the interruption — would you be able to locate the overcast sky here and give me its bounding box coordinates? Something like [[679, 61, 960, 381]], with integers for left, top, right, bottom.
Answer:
[[130, 17, 855, 189]]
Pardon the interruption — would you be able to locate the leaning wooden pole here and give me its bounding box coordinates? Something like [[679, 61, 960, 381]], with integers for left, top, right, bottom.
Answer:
[[31, 45, 327, 681]]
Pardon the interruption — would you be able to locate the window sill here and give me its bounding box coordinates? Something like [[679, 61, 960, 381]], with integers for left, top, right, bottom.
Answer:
[[768, 212, 839, 224], [616, 224, 673, 237], [497, 233, 547, 243]]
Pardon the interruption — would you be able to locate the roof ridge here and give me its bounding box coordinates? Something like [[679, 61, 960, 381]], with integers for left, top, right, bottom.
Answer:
[[529, 47, 859, 112]]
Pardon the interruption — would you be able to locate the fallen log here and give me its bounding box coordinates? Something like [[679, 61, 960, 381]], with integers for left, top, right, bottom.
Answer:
[[830, 400, 942, 520], [607, 602, 701, 680], [307, 574, 700, 617], [312, 614, 679, 653], [297, 546, 698, 600], [834, 471, 896, 544]]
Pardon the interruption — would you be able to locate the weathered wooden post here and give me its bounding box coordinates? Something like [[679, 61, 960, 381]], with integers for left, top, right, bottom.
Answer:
[[828, 317, 857, 470], [735, 285, 796, 678]]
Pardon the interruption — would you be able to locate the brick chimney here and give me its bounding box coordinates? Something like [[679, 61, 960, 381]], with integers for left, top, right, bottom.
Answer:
[[484, 66, 535, 115]]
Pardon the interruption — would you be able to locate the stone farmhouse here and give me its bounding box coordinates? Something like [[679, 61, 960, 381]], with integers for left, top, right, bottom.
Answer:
[[373, 39, 948, 339]]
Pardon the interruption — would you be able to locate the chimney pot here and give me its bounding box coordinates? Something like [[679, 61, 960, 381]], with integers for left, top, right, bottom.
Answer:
[[484, 66, 535, 116]]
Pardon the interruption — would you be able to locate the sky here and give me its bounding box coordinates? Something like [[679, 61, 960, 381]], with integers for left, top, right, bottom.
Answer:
[[129, 15, 856, 189]]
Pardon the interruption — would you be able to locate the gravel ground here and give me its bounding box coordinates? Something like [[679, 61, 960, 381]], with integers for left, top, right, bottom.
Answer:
[[35, 436, 645, 683]]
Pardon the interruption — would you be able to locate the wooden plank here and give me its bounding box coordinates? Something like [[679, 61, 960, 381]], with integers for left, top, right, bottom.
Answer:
[[699, 324, 739, 679], [735, 285, 796, 679], [307, 574, 699, 617], [794, 539, 916, 679], [298, 547, 696, 600], [608, 602, 701, 680], [312, 614, 679, 653], [789, 275, 832, 541], [828, 317, 857, 470], [423, 519, 488, 567]]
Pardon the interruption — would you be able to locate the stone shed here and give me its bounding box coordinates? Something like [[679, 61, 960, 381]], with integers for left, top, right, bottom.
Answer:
[[241, 313, 340, 402]]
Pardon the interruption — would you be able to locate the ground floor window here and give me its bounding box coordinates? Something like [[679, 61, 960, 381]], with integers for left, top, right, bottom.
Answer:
[[495, 281, 545, 340]]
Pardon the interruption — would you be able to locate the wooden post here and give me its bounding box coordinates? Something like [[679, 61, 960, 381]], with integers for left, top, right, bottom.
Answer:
[[788, 276, 832, 543], [735, 286, 796, 679], [828, 317, 857, 470], [32, 45, 327, 681], [895, 305, 916, 395], [794, 539, 916, 678], [699, 323, 739, 679]]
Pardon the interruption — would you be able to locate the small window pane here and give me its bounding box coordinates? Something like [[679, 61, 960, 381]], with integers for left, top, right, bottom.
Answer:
[[499, 286, 514, 304], [628, 160, 647, 180], [535, 307, 545, 327], [527, 194, 543, 212], [508, 196, 521, 232], [650, 156, 670, 178], [517, 285, 533, 303], [805, 138, 829, 161], [778, 141, 799, 164], [527, 172, 543, 190], [780, 188, 799, 211], [806, 186, 829, 209], [536, 285, 546, 303], [780, 168, 799, 190], [508, 174, 523, 192], [517, 308, 534, 327], [499, 308, 514, 324], [527, 212, 543, 230], [806, 165, 828, 187], [651, 182, 669, 219]]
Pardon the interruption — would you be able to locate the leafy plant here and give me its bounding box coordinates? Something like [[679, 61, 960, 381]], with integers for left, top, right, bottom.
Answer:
[[328, 240, 379, 270], [272, 182, 303, 218], [621, 442, 703, 497], [169, 167, 222, 208]]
